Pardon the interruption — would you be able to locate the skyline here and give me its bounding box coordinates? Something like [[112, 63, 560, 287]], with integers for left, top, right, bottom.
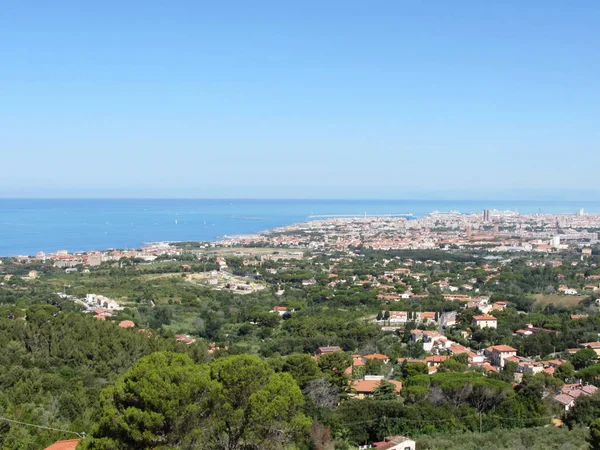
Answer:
[[2, 1, 599, 198]]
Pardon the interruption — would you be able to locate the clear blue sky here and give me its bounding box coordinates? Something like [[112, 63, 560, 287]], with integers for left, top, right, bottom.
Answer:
[[1, 1, 599, 199]]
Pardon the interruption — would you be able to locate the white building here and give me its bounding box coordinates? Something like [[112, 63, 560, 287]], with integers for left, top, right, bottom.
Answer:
[[471, 315, 497, 329]]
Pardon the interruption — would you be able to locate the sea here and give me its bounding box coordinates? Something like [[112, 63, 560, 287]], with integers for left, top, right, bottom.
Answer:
[[1, 198, 600, 257]]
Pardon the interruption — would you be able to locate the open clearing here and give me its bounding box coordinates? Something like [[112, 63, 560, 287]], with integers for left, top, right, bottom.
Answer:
[[533, 293, 586, 308]]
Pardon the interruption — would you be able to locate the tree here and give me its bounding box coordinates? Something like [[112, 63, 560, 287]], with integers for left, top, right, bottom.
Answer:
[[373, 380, 397, 401], [589, 418, 600, 450], [401, 362, 428, 379], [571, 348, 597, 370], [281, 353, 321, 388], [364, 358, 384, 376], [554, 362, 575, 382], [204, 354, 311, 450], [79, 352, 214, 449], [80, 353, 311, 450], [303, 378, 339, 409], [437, 358, 467, 373], [317, 352, 352, 391]]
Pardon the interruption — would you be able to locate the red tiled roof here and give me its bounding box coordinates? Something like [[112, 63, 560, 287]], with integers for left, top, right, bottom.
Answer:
[[489, 345, 517, 353], [352, 379, 402, 394], [118, 320, 135, 328], [473, 315, 497, 321], [44, 440, 80, 450], [364, 353, 389, 360]]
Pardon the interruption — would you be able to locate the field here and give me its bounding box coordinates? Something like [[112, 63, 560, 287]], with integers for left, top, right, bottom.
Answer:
[[533, 293, 587, 308]]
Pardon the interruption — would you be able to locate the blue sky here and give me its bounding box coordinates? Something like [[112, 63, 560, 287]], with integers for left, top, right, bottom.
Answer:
[[1, 1, 599, 199]]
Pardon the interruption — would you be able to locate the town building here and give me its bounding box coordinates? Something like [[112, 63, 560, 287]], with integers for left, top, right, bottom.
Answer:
[[471, 315, 497, 329]]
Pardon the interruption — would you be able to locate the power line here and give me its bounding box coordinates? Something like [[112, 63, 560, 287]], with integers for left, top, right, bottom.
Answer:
[[0, 416, 86, 438]]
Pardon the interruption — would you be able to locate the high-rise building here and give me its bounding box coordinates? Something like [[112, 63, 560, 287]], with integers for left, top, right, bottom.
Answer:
[[578, 208, 585, 217], [552, 236, 561, 248], [483, 209, 490, 222]]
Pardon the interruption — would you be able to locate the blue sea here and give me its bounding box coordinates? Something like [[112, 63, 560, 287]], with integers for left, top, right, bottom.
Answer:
[[1, 199, 600, 256]]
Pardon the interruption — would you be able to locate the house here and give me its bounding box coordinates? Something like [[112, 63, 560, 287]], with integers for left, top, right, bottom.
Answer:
[[388, 312, 408, 324], [44, 440, 80, 450], [28, 270, 39, 279], [175, 334, 196, 345], [471, 315, 497, 329], [580, 342, 600, 356], [571, 314, 589, 320], [492, 301, 507, 311], [118, 320, 135, 329], [554, 384, 599, 411], [554, 394, 576, 411], [371, 435, 416, 450], [487, 345, 518, 368], [448, 343, 484, 364], [365, 353, 390, 364], [346, 354, 367, 375], [351, 376, 402, 399], [558, 286, 578, 295], [424, 355, 449, 369], [272, 306, 288, 316], [417, 311, 437, 323], [410, 330, 443, 352], [517, 361, 544, 374], [316, 346, 342, 355]]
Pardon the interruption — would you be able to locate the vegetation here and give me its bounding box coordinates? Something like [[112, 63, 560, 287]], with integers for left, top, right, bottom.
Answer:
[[1, 247, 600, 448]]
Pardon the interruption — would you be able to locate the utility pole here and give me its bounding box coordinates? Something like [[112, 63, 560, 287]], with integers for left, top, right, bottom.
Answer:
[[479, 411, 482, 434]]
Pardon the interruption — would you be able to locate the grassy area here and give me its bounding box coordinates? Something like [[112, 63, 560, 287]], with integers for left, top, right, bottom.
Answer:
[[533, 293, 586, 308]]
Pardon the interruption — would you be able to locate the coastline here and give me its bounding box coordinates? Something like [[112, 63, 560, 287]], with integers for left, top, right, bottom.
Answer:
[[1, 198, 599, 257]]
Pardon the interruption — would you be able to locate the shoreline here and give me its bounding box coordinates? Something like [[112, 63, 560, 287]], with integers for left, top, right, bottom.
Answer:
[[2, 205, 598, 258]]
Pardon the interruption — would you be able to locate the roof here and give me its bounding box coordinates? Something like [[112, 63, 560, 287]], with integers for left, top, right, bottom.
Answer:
[[44, 440, 80, 450], [489, 345, 517, 353], [118, 320, 135, 328], [373, 436, 415, 449], [317, 346, 342, 353], [473, 315, 497, 321], [425, 355, 449, 363], [581, 342, 600, 349], [365, 353, 389, 360], [352, 379, 402, 394], [554, 394, 575, 406]]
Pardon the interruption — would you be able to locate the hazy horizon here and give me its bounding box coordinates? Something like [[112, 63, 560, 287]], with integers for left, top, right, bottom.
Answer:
[[1, 188, 599, 202]]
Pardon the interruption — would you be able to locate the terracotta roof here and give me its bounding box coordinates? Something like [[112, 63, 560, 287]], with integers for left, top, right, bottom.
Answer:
[[489, 345, 517, 353], [425, 355, 449, 364], [317, 346, 342, 354], [44, 440, 80, 450], [473, 315, 497, 321], [352, 379, 402, 394], [364, 353, 389, 360], [118, 320, 135, 328]]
